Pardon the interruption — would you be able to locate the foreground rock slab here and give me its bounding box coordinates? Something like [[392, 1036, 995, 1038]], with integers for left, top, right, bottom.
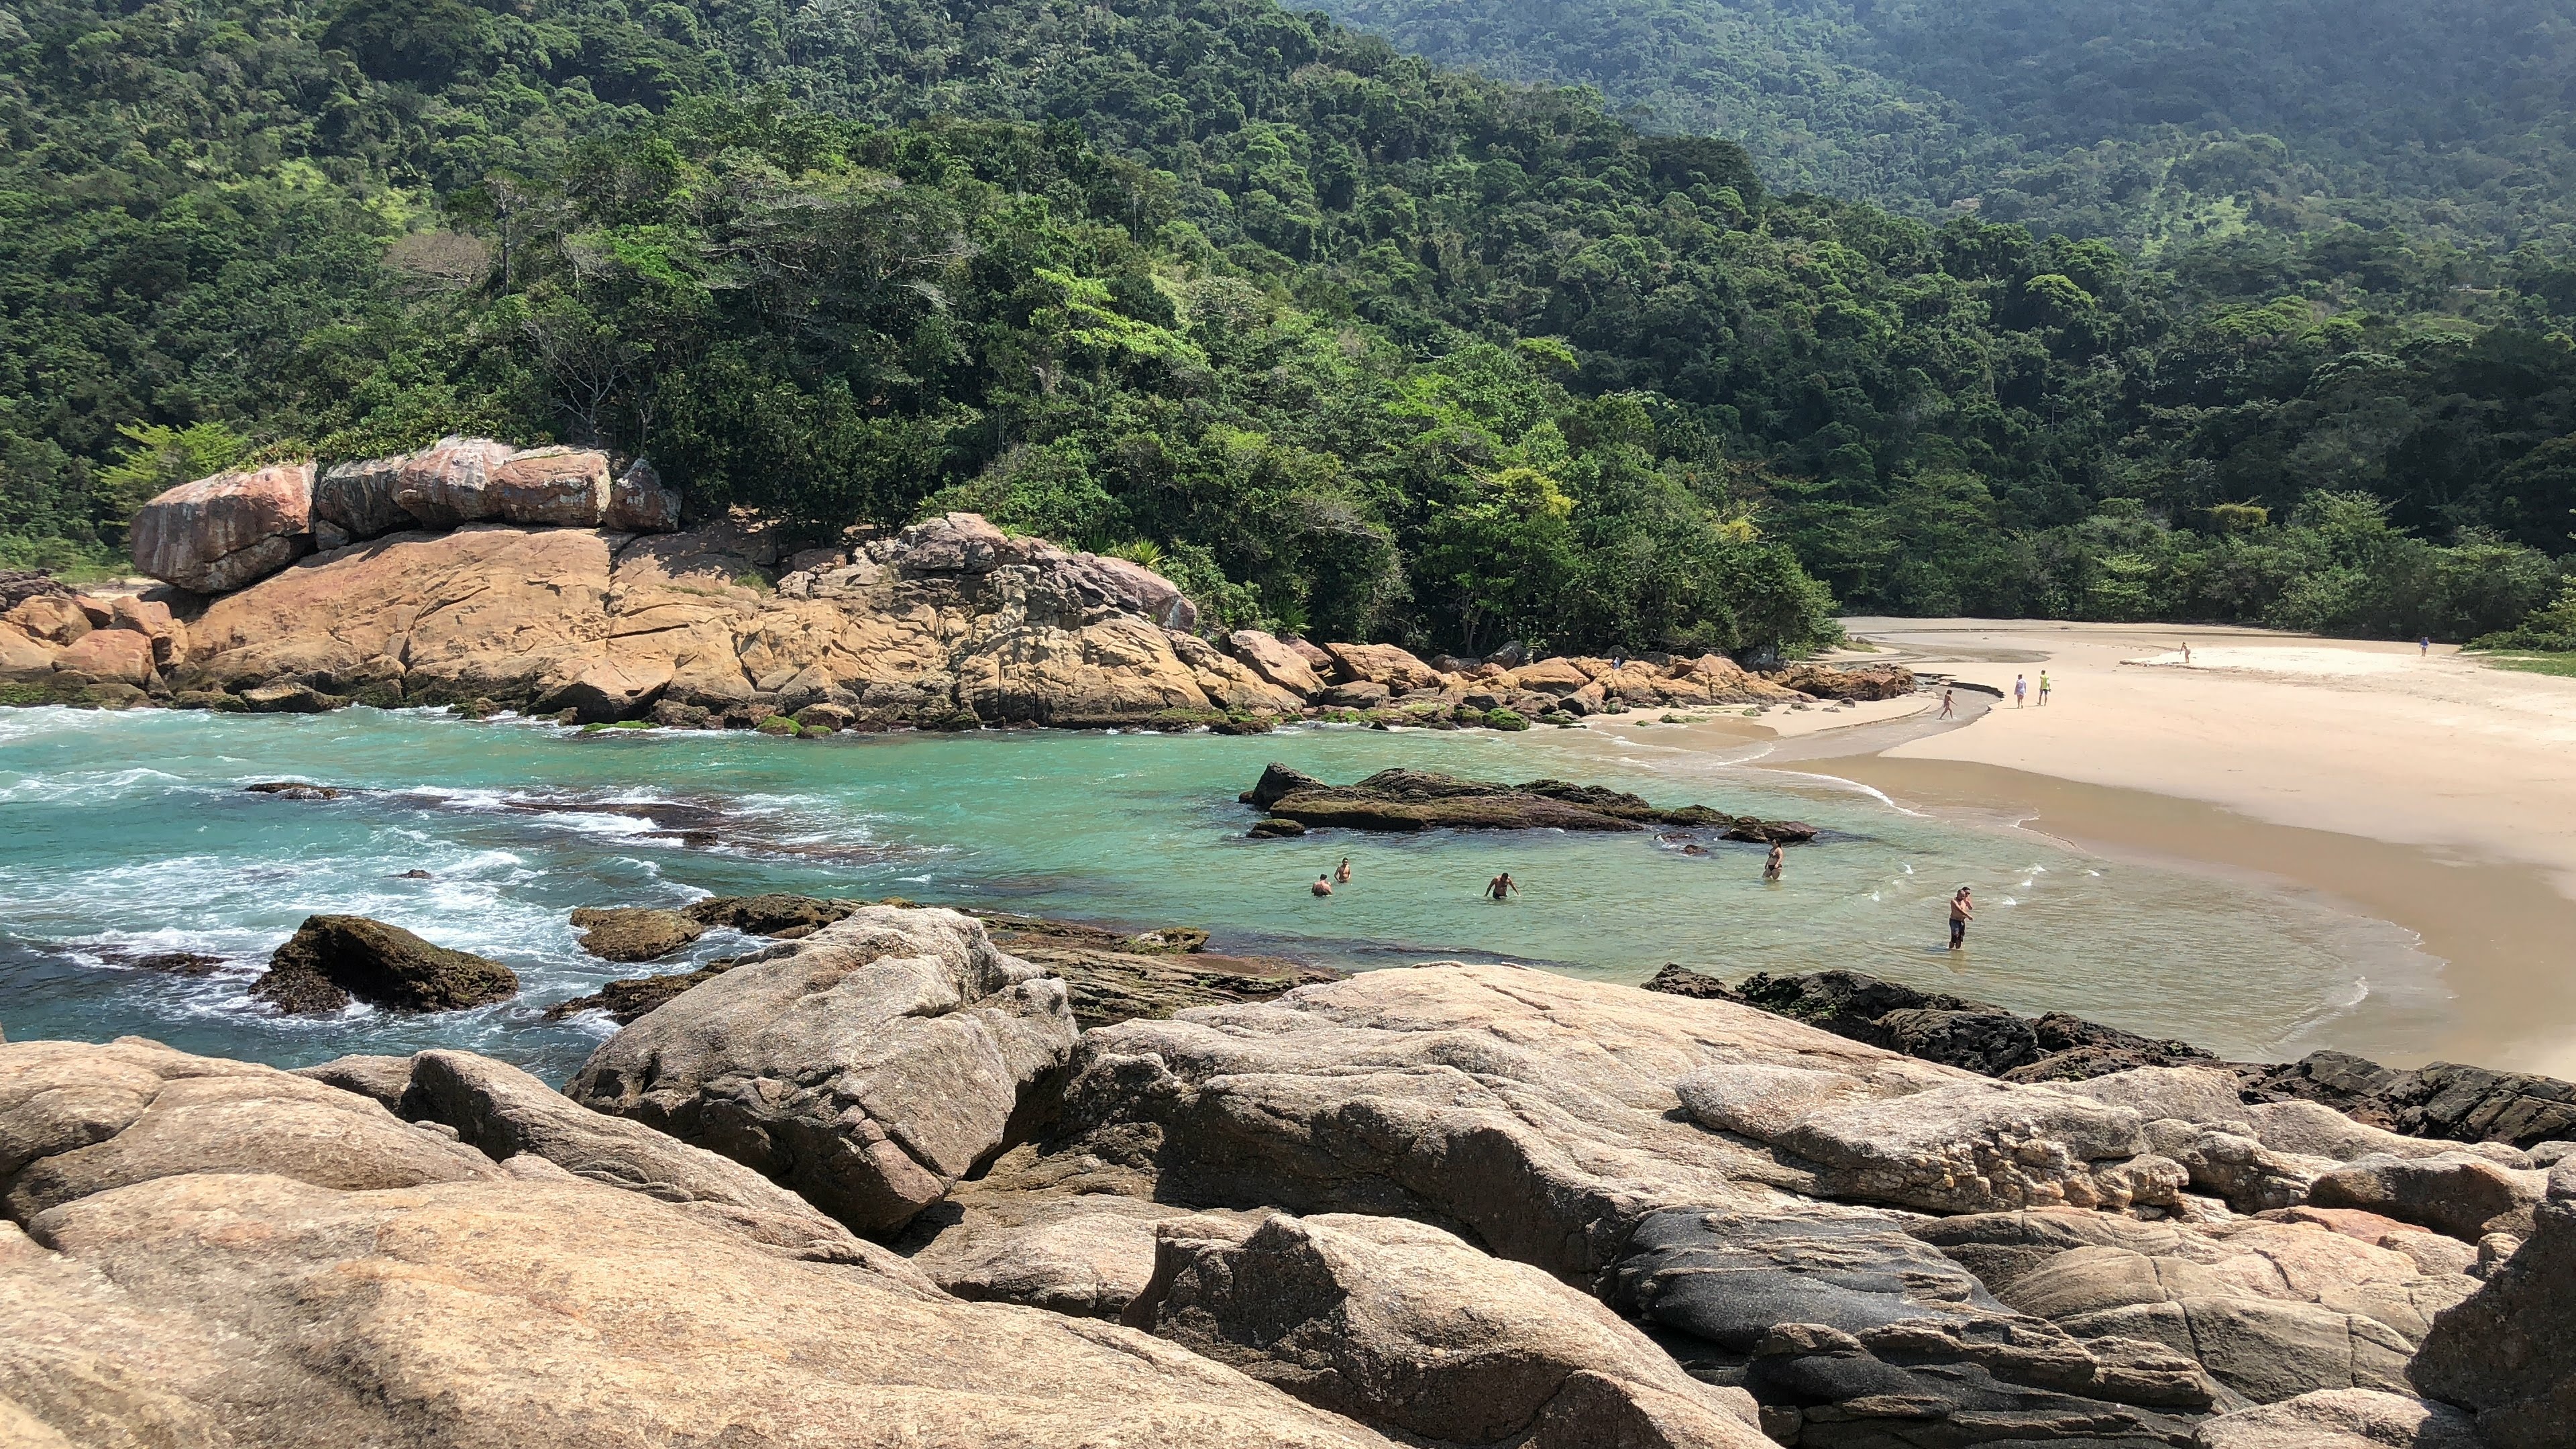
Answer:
[[565, 906, 1077, 1235], [2409, 1162, 2576, 1448], [1131, 1211, 1770, 1448]]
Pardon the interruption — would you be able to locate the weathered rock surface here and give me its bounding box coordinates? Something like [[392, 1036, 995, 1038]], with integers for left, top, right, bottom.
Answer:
[[564, 906, 1077, 1235], [1226, 629, 1327, 695], [1, 1040, 1403, 1449], [127, 462, 315, 592], [569, 905, 704, 961], [312, 454, 409, 540], [1131, 1210, 1772, 1448], [974, 912, 1340, 1028], [1243, 765, 1817, 840], [2192, 1389, 2481, 1449], [1764, 1078, 2188, 1214], [1913, 1208, 2481, 1406], [1051, 962, 1966, 1280], [162, 511, 1281, 726], [900, 1189, 1251, 1318], [2306, 1151, 2546, 1240], [2410, 1162, 2576, 1448], [250, 914, 519, 1015]]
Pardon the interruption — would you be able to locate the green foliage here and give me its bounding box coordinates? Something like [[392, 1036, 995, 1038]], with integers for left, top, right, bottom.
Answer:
[[0, 0, 2563, 651]]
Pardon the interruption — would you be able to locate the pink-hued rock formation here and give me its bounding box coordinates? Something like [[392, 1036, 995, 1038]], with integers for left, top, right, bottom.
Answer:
[[127, 462, 316, 592]]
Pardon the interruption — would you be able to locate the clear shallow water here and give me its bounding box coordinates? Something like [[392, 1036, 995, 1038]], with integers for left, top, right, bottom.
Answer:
[[0, 707, 2447, 1081]]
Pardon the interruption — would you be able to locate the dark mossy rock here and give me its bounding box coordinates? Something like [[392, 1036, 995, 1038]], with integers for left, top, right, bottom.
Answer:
[[240, 682, 347, 713], [245, 781, 343, 800], [252, 915, 519, 1015], [545, 957, 741, 1024], [1240, 765, 1776, 836], [1246, 817, 1307, 837], [171, 689, 248, 712], [569, 906, 705, 963], [1640, 964, 1743, 1002], [682, 893, 859, 937]]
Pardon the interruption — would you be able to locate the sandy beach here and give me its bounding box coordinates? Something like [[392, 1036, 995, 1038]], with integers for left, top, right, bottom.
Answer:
[[1570, 619, 2576, 1075]]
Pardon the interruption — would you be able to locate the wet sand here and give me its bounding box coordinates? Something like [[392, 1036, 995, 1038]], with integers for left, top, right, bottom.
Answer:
[[1562, 621, 2576, 1075]]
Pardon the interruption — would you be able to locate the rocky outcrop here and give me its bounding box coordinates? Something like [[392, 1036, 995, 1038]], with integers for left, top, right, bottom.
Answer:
[[1768, 661, 1918, 700], [2409, 1163, 2576, 1448], [127, 462, 316, 592], [564, 906, 1078, 1235], [250, 914, 519, 1015], [1226, 629, 1327, 694], [2242, 1050, 2576, 1150], [568, 905, 704, 961], [1654, 965, 2222, 1083], [0, 1039, 1402, 1449], [1241, 765, 1819, 841], [1129, 1211, 1772, 1448]]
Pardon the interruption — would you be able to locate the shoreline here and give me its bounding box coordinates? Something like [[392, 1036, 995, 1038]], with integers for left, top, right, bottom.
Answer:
[[1550, 619, 2576, 1077]]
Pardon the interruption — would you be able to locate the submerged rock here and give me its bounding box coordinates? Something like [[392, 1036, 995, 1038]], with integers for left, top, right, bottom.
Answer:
[[1240, 765, 1809, 839], [250, 914, 519, 1015]]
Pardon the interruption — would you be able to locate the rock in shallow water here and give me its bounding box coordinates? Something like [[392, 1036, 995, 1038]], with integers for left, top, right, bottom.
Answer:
[[250, 914, 519, 1015], [568, 906, 703, 962]]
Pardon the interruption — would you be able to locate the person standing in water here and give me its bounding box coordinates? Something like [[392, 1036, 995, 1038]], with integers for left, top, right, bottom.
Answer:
[[1938, 688, 1955, 718], [1486, 872, 1519, 902], [1311, 873, 1334, 897], [1948, 886, 1974, 949], [1764, 842, 1784, 881], [2037, 671, 2051, 705], [2180, 641, 2192, 665], [2012, 675, 2027, 708], [1335, 857, 1352, 884]]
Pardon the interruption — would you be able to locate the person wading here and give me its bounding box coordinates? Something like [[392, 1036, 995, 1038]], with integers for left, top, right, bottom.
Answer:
[[1764, 842, 1785, 881], [1486, 872, 1519, 902], [1311, 873, 1334, 897], [1948, 886, 1974, 949], [1335, 857, 1352, 884]]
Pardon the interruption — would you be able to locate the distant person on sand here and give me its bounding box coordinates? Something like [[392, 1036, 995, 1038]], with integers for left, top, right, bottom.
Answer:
[[1336, 857, 1352, 884], [2180, 641, 2192, 665], [1311, 873, 1333, 897], [2037, 671, 2051, 705], [2013, 674, 2027, 708], [2420, 636, 2432, 657], [1939, 688, 1955, 718], [1764, 842, 1784, 881], [1948, 887, 1974, 949], [1487, 871, 1519, 902]]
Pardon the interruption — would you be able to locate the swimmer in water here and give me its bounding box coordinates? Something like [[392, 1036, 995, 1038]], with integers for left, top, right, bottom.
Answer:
[[1486, 871, 1519, 902], [1311, 873, 1333, 897]]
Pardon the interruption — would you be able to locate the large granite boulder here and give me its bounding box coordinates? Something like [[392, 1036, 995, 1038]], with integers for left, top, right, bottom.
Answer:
[[0, 1038, 500, 1222], [250, 914, 519, 1015], [2410, 1162, 2576, 1448], [1130, 1211, 1772, 1448], [564, 906, 1077, 1235], [1322, 641, 1445, 691], [902, 1190, 1242, 1319], [2307, 1151, 2546, 1240], [1226, 629, 1327, 696], [0, 1059, 1401, 1449], [128, 462, 315, 592], [311, 455, 409, 542], [1051, 962, 1964, 1281], [1768, 1079, 2188, 1215], [305, 1048, 908, 1267]]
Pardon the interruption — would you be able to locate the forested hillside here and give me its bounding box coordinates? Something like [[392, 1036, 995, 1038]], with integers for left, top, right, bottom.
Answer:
[[1310, 0, 2576, 251], [1, 0, 2571, 650]]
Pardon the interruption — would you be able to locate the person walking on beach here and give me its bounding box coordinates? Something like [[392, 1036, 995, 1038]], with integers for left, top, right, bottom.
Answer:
[[2037, 671, 2051, 706], [2180, 641, 2192, 665], [1335, 857, 1352, 884], [2013, 674, 2027, 708], [1487, 871, 1519, 902], [1311, 873, 1334, 897], [1938, 688, 1955, 719], [2420, 636, 2432, 657], [1948, 886, 1974, 949], [1764, 842, 1785, 881]]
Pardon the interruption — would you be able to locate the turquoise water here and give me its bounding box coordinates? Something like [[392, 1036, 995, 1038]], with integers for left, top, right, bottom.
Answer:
[[0, 707, 2446, 1081]]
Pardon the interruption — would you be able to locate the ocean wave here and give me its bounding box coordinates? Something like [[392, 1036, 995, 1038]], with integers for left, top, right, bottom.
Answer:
[[0, 765, 191, 804]]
